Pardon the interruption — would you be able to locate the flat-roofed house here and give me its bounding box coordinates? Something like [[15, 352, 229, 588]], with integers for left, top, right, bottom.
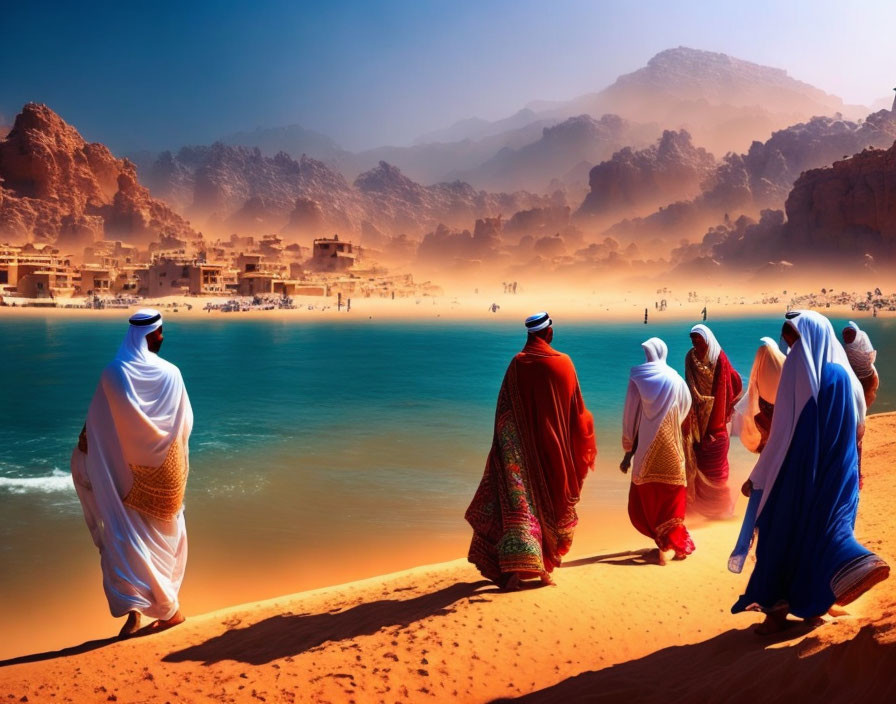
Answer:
[[309, 235, 356, 272], [189, 264, 226, 295], [238, 272, 275, 296], [145, 257, 193, 297]]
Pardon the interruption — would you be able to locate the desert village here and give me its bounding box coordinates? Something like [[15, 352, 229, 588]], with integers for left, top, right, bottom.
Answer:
[[0, 233, 440, 310]]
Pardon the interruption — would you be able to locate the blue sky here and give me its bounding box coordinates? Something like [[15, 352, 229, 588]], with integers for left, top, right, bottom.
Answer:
[[1, 0, 893, 152]]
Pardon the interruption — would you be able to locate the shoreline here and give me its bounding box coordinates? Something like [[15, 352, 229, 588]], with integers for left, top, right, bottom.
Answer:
[[0, 295, 891, 324], [1, 413, 894, 702]]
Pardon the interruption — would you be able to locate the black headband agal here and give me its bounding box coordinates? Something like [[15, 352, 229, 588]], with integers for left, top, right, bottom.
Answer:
[[129, 313, 162, 327], [784, 311, 801, 320], [525, 313, 551, 329]]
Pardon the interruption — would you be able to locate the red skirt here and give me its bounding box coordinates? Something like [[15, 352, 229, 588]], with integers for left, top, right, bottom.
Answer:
[[691, 431, 734, 519], [628, 482, 695, 556]]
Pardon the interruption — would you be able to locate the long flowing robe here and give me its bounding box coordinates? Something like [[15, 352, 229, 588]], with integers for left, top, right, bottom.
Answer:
[[622, 338, 695, 555], [730, 311, 886, 617], [465, 335, 596, 584], [71, 320, 193, 619], [732, 338, 785, 454], [684, 328, 743, 518]]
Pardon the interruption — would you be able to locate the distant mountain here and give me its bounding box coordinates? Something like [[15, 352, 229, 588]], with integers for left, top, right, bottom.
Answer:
[[702, 110, 896, 209], [140, 145, 553, 239], [218, 123, 350, 166], [421, 47, 864, 163], [784, 140, 896, 256], [453, 114, 659, 192], [599, 109, 896, 245], [413, 108, 543, 145], [0, 103, 196, 249], [673, 134, 896, 272], [136, 47, 861, 201], [346, 118, 556, 185], [545, 48, 864, 156], [576, 129, 716, 221]]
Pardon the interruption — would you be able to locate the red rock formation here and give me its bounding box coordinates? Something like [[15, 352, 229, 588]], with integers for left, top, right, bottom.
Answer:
[[785, 143, 896, 254], [0, 103, 196, 248], [599, 111, 896, 247]]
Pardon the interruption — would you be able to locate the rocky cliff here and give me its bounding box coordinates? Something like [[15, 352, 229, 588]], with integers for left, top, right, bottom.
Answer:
[[669, 139, 896, 272], [599, 110, 896, 245], [784, 140, 896, 255], [577, 130, 715, 220], [0, 103, 196, 248]]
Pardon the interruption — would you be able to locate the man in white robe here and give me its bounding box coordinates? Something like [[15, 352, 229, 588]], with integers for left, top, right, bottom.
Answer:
[[72, 309, 193, 637]]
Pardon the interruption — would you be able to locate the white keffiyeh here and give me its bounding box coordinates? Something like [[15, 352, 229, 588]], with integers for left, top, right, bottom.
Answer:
[[71, 309, 193, 619]]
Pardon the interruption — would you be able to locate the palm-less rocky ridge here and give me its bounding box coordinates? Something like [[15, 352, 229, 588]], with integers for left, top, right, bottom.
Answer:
[[0, 103, 196, 249], [598, 110, 896, 247], [139, 144, 556, 241]]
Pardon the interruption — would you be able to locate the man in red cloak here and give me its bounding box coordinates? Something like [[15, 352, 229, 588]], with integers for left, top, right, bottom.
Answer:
[[465, 312, 596, 590]]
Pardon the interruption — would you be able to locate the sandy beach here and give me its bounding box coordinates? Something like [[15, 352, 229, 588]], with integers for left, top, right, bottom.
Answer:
[[1, 290, 892, 326], [1, 413, 893, 703]]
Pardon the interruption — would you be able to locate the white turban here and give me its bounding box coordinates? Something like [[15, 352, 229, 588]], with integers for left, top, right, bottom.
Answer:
[[844, 321, 877, 379]]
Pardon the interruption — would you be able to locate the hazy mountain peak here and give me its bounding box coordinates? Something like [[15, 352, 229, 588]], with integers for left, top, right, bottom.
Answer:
[[612, 46, 843, 109]]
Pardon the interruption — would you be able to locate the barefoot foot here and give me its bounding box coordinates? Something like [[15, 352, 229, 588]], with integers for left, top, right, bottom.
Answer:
[[540, 571, 555, 586], [500, 573, 522, 592], [650, 548, 667, 566], [118, 611, 142, 639], [137, 610, 185, 636]]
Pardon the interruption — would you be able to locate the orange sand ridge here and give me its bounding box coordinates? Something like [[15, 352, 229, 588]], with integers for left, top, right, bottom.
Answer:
[[2, 416, 895, 703]]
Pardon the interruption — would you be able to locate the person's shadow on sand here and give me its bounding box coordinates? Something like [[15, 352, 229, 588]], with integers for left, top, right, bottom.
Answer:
[[491, 621, 893, 703], [164, 579, 493, 666], [560, 549, 659, 568], [0, 636, 120, 668]]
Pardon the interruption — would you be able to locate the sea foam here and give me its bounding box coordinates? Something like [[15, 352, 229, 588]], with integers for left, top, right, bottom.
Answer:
[[0, 469, 74, 494]]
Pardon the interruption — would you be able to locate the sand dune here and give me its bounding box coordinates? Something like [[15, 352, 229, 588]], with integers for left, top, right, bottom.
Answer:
[[2, 416, 895, 703]]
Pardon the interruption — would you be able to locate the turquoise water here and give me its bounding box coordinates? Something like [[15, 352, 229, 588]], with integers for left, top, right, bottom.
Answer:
[[3, 315, 894, 495], [1, 313, 893, 656], [2, 315, 895, 521]]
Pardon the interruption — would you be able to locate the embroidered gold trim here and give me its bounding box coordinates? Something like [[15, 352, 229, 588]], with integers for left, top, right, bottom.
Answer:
[[686, 350, 716, 441], [655, 516, 684, 538], [124, 439, 187, 520], [635, 411, 686, 486]]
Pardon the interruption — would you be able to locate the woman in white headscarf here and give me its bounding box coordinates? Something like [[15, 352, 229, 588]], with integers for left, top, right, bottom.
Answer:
[[732, 338, 786, 453], [72, 309, 193, 638], [842, 321, 878, 486], [730, 311, 886, 634], [683, 324, 743, 518], [621, 338, 695, 564], [842, 321, 879, 408]]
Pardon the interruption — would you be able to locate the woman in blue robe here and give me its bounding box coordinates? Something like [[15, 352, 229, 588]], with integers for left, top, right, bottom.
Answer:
[[730, 310, 888, 634]]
